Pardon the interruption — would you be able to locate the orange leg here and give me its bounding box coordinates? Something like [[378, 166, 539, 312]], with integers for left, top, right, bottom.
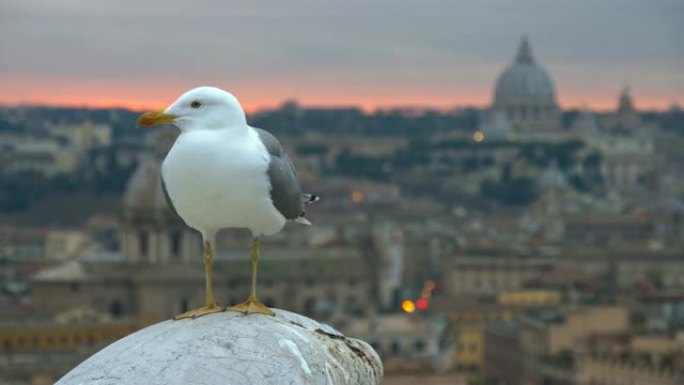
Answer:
[[174, 241, 223, 320], [227, 239, 274, 316]]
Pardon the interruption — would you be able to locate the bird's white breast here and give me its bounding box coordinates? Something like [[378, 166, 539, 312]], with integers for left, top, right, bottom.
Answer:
[[161, 128, 286, 237]]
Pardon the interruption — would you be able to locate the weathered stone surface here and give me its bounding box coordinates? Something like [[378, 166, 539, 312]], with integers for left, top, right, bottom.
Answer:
[[56, 309, 382, 385]]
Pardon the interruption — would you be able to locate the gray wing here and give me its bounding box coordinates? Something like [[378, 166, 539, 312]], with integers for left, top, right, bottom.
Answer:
[[255, 127, 305, 220]]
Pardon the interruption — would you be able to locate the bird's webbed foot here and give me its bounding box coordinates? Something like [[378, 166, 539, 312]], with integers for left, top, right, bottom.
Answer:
[[174, 304, 223, 320], [227, 296, 274, 316]]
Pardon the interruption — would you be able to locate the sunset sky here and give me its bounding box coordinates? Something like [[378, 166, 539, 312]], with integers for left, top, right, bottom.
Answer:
[[0, 0, 682, 112]]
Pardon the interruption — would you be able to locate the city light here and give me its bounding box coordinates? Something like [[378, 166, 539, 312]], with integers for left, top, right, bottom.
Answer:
[[421, 280, 436, 298], [425, 280, 436, 291], [473, 131, 485, 143], [416, 298, 428, 310], [351, 191, 364, 203], [401, 300, 416, 313]]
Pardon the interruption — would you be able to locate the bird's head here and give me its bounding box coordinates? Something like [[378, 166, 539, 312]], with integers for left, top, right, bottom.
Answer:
[[137, 86, 247, 131]]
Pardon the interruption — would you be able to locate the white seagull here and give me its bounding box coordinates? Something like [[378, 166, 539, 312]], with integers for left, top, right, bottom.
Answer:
[[137, 86, 317, 319]]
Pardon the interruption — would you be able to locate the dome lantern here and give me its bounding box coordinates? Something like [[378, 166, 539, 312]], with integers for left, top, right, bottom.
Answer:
[[515, 35, 534, 64]]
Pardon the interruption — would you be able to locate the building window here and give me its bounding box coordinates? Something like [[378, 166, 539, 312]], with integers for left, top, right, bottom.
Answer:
[[414, 340, 426, 353], [391, 341, 401, 355], [170, 231, 181, 258], [139, 231, 149, 257], [110, 300, 123, 317]]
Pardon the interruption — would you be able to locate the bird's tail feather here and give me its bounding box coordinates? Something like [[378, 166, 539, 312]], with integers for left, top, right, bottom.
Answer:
[[295, 194, 318, 226], [303, 194, 320, 204], [295, 217, 312, 225]]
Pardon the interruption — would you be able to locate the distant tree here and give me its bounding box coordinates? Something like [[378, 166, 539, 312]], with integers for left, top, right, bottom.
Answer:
[[481, 177, 537, 206], [335, 151, 389, 180], [393, 142, 430, 171], [519, 140, 584, 169], [582, 152, 604, 189], [569, 174, 588, 192], [296, 143, 329, 156], [0, 171, 50, 213], [0, 118, 23, 133]]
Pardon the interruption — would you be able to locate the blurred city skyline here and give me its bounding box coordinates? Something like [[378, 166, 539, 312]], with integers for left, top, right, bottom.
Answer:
[[1, 0, 682, 111]]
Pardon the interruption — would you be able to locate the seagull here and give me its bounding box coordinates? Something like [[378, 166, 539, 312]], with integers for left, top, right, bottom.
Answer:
[[137, 86, 318, 319]]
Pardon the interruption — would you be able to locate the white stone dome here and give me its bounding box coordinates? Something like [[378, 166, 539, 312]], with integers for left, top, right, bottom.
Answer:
[[494, 37, 556, 104], [56, 310, 382, 385], [122, 128, 178, 215], [122, 157, 169, 212], [494, 63, 555, 102], [492, 36, 561, 136]]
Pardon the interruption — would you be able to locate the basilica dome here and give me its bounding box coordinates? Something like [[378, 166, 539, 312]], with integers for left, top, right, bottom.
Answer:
[[492, 37, 561, 135], [494, 38, 556, 103], [122, 156, 169, 214]]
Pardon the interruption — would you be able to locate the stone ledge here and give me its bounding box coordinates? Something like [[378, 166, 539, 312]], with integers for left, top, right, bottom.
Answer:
[[56, 309, 382, 385]]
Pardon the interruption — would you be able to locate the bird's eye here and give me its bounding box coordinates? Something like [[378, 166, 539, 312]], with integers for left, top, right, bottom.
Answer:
[[191, 101, 202, 108]]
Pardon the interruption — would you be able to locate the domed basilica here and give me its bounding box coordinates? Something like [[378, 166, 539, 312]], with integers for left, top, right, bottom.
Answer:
[[484, 36, 563, 141]]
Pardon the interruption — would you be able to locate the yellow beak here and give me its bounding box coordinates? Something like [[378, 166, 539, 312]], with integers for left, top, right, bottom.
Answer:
[[137, 110, 177, 128]]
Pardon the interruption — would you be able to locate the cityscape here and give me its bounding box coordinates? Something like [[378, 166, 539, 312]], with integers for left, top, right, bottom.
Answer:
[[1, 14, 684, 385]]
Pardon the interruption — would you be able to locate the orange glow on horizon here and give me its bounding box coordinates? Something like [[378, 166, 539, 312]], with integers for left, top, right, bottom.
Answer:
[[2, 93, 677, 113], [0, 76, 678, 112], [7, 98, 169, 112]]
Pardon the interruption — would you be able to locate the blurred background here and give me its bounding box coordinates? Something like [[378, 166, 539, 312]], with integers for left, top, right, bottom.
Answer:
[[0, 1, 683, 384]]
